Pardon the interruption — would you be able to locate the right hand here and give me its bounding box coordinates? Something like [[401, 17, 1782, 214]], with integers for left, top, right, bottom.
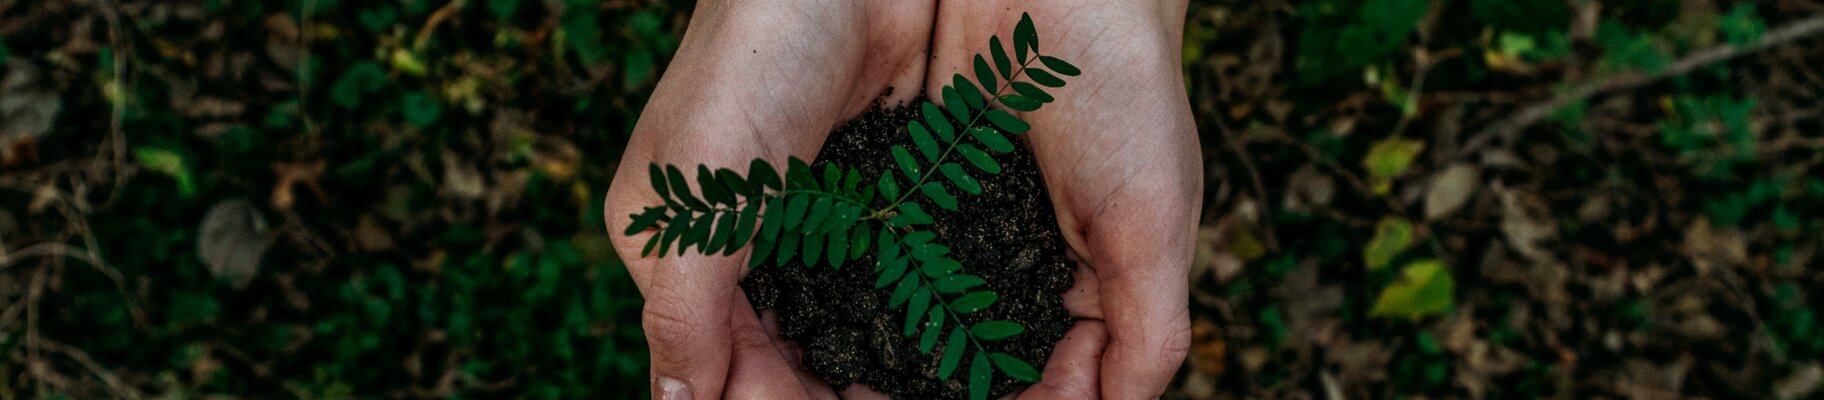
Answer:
[[602, 1, 934, 398]]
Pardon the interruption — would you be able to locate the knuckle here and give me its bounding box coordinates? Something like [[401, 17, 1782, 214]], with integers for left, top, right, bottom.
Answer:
[[641, 302, 706, 353], [1159, 312, 1193, 360]]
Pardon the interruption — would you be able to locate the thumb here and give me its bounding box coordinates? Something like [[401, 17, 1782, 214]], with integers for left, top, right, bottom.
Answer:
[[634, 253, 743, 400], [606, 160, 742, 399]]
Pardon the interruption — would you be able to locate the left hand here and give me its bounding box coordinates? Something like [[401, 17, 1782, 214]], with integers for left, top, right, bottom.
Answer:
[[924, 1, 1201, 398]]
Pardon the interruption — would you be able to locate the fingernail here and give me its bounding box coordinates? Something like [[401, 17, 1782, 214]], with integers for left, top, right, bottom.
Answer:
[[657, 376, 692, 400]]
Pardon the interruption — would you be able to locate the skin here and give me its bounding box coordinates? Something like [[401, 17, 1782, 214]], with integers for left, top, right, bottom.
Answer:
[[604, 1, 1198, 399]]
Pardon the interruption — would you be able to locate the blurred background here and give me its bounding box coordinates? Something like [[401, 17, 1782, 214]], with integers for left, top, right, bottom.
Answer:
[[2, 0, 1822, 398]]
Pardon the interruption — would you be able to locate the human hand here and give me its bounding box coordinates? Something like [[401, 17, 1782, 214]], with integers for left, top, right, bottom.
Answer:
[[925, 1, 1200, 398], [603, 1, 935, 398]]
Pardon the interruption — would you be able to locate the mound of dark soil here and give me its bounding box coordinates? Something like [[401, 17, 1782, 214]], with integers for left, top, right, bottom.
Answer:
[[742, 99, 1075, 399]]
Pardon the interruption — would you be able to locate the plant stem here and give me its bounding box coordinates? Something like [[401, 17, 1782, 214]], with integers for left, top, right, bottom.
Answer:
[[874, 55, 1040, 217]]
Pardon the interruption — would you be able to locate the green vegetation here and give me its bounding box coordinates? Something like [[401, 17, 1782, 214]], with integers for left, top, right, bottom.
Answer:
[[5, 0, 1824, 398], [628, 14, 1071, 399]]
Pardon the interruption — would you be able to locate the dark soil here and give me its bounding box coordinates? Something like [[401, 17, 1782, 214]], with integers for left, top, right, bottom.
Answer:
[[742, 99, 1075, 399]]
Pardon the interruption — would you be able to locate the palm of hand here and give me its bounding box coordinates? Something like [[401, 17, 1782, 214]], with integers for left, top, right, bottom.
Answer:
[[606, 2, 1196, 399]]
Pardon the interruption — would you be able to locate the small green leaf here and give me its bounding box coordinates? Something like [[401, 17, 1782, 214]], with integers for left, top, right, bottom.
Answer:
[[957, 144, 1002, 174], [879, 229, 901, 262], [1018, 13, 1038, 55], [784, 195, 810, 230], [716, 168, 753, 197], [822, 164, 842, 194], [1000, 95, 1042, 112], [990, 36, 1013, 80], [698, 165, 734, 206], [624, 206, 667, 235], [922, 183, 958, 210], [849, 223, 870, 260], [911, 243, 951, 262], [892, 146, 923, 180], [940, 163, 982, 194], [827, 229, 848, 268], [703, 211, 736, 254], [802, 228, 824, 267], [1027, 68, 1065, 88], [761, 196, 785, 240], [726, 202, 760, 255], [843, 169, 863, 197], [973, 55, 998, 92], [749, 236, 775, 268], [659, 214, 687, 256], [876, 255, 910, 288], [921, 257, 963, 277], [666, 165, 707, 211], [955, 74, 986, 111], [648, 164, 671, 204], [971, 321, 1025, 341], [682, 212, 714, 255], [1369, 259, 1456, 320], [923, 102, 956, 142], [879, 174, 902, 201], [943, 86, 970, 121], [972, 126, 1015, 153], [1364, 217, 1415, 270], [933, 274, 985, 293], [905, 288, 932, 335], [744, 159, 780, 190], [890, 274, 920, 307], [904, 231, 937, 247], [787, 157, 817, 190], [1011, 82, 1053, 103], [1364, 138, 1425, 180], [940, 327, 967, 379], [642, 231, 663, 257], [909, 121, 940, 162], [951, 291, 998, 313], [920, 307, 945, 352], [775, 228, 800, 264], [1040, 56, 1079, 76], [803, 197, 834, 233], [990, 353, 1041, 383], [969, 352, 992, 400], [1014, 13, 1036, 60], [984, 109, 1031, 134], [900, 202, 933, 225], [401, 91, 442, 127]]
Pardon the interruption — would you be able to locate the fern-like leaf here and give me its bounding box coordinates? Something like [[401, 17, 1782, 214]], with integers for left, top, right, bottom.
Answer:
[[624, 13, 1080, 399]]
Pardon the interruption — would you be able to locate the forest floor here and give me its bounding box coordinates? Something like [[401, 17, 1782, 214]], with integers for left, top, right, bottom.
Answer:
[[2, 0, 1823, 398]]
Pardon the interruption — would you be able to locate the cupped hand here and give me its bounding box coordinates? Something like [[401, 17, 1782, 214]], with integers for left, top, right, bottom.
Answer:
[[926, 1, 1200, 398], [603, 1, 933, 398]]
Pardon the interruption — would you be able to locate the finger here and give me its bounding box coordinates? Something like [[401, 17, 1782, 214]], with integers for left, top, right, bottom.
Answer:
[[1087, 195, 1196, 399], [1060, 257, 1103, 320], [758, 311, 842, 400], [728, 291, 818, 400], [632, 252, 742, 399], [1018, 321, 1108, 400], [840, 384, 894, 400]]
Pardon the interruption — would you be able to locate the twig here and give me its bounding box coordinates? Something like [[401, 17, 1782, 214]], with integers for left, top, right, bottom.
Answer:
[[1210, 115, 1278, 251], [1453, 14, 1824, 161], [35, 340, 143, 400], [0, 242, 106, 270]]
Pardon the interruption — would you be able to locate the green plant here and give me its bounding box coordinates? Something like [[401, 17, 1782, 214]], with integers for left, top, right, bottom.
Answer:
[[621, 13, 1076, 400]]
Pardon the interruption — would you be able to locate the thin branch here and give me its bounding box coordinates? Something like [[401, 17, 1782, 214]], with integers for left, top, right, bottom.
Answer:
[[34, 340, 144, 400], [1453, 14, 1824, 161]]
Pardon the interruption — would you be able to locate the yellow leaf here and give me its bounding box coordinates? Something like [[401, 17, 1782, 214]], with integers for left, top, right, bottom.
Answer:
[[1363, 217, 1414, 270], [133, 147, 195, 197], [391, 49, 428, 77], [1369, 259, 1454, 320], [1364, 138, 1425, 180]]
